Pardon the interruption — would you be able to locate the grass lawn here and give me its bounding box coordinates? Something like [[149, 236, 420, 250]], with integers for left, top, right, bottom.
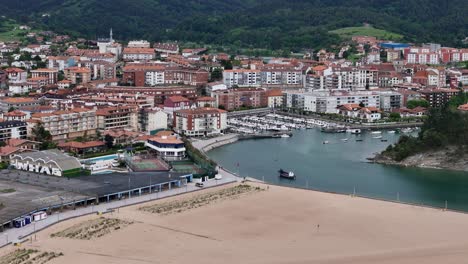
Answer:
[[0, 18, 30, 42], [330, 26, 403, 41]]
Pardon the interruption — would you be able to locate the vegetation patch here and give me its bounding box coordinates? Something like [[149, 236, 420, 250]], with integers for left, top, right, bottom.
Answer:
[[140, 184, 264, 215], [0, 188, 16, 194], [381, 93, 468, 161], [50, 217, 133, 240], [330, 26, 403, 40], [0, 249, 63, 264]]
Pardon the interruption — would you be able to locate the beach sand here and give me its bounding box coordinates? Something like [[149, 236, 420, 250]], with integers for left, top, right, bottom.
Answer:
[[2, 183, 468, 264]]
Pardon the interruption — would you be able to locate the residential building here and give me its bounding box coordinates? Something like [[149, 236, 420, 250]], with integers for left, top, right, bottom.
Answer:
[[377, 90, 403, 111], [127, 40, 151, 48], [96, 106, 138, 131], [195, 97, 217, 108], [223, 69, 261, 87], [420, 88, 460, 108], [213, 88, 267, 111], [173, 107, 227, 137], [5, 68, 27, 83], [30, 68, 58, 85], [302, 90, 380, 114], [265, 89, 284, 108], [139, 108, 168, 134], [64, 67, 92, 84], [29, 108, 97, 141], [0, 97, 40, 112], [154, 43, 179, 56], [163, 96, 192, 113], [0, 121, 27, 142], [123, 47, 155, 61], [58, 141, 106, 155]]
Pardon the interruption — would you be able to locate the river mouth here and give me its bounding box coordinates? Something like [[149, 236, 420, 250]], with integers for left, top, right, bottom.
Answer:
[[208, 129, 468, 212]]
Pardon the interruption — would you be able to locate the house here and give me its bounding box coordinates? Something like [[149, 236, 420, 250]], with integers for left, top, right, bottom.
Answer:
[[195, 97, 217, 108], [3, 110, 28, 121], [0, 146, 22, 163], [58, 141, 106, 155], [102, 129, 140, 146], [458, 104, 468, 112], [163, 96, 192, 113], [6, 138, 40, 151], [337, 104, 362, 119], [358, 107, 382, 122], [393, 107, 428, 117]]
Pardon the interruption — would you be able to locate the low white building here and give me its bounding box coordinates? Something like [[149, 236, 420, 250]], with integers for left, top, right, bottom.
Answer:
[[11, 149, 82, 177], [145, 131, 186, 161]]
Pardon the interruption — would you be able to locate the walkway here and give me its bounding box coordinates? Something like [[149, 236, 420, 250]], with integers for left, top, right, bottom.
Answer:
[[0, 174, 238, 248]]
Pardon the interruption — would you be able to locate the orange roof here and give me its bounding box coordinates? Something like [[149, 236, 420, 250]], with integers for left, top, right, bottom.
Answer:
[[1, 97, 37, 104], [176, 107, 227, 114], [66, 67, 91, 73], [58, 141, 105, 149], [123, 47, 155, 54], [458, 104, 468, 111], [265, 89, 283, 97], [31, 68, 58, 73], [0, 146, 20, 156], [167, 95, 190, 103], [195, 96, 216, 102], [312, 65, 328, 71], [4, 110, 26, 117]]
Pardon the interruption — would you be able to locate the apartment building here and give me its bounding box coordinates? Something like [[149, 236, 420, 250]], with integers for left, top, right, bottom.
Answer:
[[64, 67, 92, 84], [300, 90, 381, 114], [122, 64, 208, 86], [30, 68, 58, 85], [0, 97, 40, 112], [173, 108, 227, 137], [223, 69, 261, 87], [5, 68, 27, 83], [95, 106, 138, 130], [29, 108, 97, 141], [259, 65, 304, 88], [404, 48, 440, 64], [0, 121, 27, 142], [420, 88, 460, 108], [213, 88, 267, 111], [127, 40, 151, 48], [154, 43, 179, 56], [123, 47, 155, 61]]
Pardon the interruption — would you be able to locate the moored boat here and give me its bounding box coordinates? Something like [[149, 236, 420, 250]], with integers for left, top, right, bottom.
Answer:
[[278, 169, 295, 179]]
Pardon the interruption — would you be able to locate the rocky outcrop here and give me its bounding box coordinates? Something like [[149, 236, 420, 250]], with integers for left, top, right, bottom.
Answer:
[[373, 146, 468, 172]]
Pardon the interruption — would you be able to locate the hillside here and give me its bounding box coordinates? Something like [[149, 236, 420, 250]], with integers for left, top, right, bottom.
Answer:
[[0, 0, 467, 50], [375, 93, 468, 171]]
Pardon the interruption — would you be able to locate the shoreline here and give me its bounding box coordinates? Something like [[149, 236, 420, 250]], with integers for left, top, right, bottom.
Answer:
[[195, 134, 468, 213], [3, 181, 468, 263]]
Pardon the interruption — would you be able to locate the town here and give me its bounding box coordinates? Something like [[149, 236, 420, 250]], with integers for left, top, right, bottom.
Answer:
[[0, 25, 467, 239]]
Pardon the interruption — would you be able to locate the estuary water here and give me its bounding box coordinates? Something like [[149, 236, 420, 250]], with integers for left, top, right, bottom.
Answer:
[[208, 129, 468, 211]]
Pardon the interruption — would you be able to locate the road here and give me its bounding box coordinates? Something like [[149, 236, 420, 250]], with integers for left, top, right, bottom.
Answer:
[[0, 174, 238, 248]]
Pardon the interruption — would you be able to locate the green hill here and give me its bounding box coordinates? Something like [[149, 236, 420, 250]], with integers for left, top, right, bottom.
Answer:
[[330, 26, 403, 41], [0, 0, 466, 50]]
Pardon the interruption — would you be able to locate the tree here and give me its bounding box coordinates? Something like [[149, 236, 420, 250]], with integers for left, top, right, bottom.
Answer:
[[389, 112, 401, 121], [218, 105, 226, 110], [210, 68, 223, 81], [359, 102, 365, 107], [407, 99, 430, 109], [104, 135, 114, 149], [8, 107, 15, 112], [31, 124, 53, 150]]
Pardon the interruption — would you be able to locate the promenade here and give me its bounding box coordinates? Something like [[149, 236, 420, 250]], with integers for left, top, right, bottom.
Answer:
[[0, 173, 238, 248]]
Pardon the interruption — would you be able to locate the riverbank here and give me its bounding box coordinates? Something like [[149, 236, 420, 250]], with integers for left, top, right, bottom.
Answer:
[[373, 146, 468, 172], [3, 182, 468, 263]]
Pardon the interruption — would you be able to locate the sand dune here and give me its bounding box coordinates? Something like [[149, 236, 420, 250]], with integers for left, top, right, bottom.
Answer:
[[1, 183, 468, 264]]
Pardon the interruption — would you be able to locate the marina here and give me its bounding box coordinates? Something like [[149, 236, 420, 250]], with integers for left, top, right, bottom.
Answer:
[[208, 127, 468, 212]]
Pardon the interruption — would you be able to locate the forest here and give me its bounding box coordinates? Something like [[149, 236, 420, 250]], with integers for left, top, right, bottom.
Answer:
[[0, 0, 466, 51]]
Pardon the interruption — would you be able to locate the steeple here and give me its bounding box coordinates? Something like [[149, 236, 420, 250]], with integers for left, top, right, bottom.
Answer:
[[110, 28, 113, 43]]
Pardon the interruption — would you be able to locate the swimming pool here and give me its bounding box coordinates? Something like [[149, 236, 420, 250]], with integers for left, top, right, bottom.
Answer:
[[82, 154, 118, 164]]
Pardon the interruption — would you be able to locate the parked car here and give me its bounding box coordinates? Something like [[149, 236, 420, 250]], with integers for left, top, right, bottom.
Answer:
[[195, 182, 204, 188]]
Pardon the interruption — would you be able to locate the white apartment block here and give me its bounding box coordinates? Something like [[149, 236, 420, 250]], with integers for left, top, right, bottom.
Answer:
[[145, 71, 165, 86], [302, 90, 380, 114], [30, 108, 97, 141], [223, 70, 261, 87], [127, 40, 151, 48], [173, 108, 227, 137]]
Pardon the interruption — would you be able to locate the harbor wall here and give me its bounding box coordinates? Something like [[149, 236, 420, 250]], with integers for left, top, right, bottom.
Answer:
[[198, 134, 240, 153]]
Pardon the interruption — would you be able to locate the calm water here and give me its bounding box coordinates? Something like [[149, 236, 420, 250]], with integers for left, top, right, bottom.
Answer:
[[208, 129, 468, 211]]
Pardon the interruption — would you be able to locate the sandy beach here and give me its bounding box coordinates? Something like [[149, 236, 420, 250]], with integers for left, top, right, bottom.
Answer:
[[1, 182, 468, 264]]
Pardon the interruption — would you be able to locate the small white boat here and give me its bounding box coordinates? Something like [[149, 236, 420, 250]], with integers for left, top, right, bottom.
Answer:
[[371, 131, 382, 134], [373, 136, 383, 139], [341, 138, 348, 142], [387, 130, 396, 134], [280, 134, 290, 138], [346, 129, 361, 134], [323, 141, 329, 144]]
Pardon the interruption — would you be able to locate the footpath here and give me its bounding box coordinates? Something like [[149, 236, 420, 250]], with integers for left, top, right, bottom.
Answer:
[[0, 174, 238, 248]]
